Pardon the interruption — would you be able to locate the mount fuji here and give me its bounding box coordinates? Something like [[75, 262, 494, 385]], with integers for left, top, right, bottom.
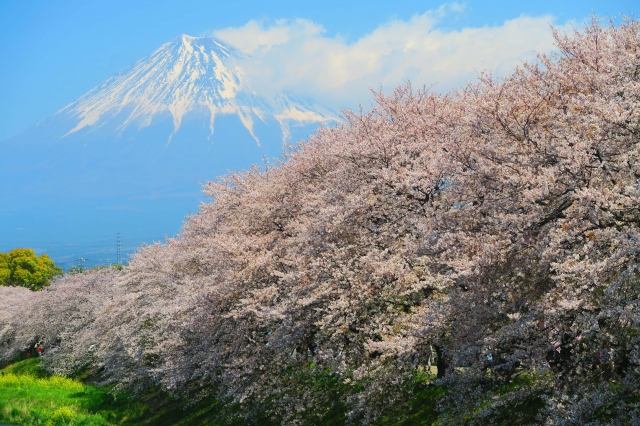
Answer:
[[0, 35, 338, 266], [57, 34, 335, 145]]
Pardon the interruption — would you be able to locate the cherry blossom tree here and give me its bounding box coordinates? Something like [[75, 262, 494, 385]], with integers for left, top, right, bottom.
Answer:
[[0, 285, 36, 362], [2, 15, 639, 425]]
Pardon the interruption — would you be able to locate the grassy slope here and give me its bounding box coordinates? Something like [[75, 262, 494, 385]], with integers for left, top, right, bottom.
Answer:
[[4, 359, 542, 425], [0, 358, 144, 425], [0, 358, 263, 426]]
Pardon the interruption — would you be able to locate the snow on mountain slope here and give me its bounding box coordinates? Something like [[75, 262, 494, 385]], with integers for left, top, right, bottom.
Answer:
[[57, 34, 337, 144]]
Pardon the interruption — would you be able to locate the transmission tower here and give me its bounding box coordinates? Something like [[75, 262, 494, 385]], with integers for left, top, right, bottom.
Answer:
[[117, 233, 122, 265]]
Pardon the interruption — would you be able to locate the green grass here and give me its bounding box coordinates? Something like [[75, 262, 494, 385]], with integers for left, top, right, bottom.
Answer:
[[0, 358, 445, 425], [1, 358, 545, 425], [0, 358, 257, 426], [0, 358, 145, 425], [374, 369, 442, 426]]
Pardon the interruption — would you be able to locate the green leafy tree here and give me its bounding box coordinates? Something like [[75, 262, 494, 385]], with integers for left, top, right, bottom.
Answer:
[[0, 248, 63, 291], [66, 265, 84, 275]]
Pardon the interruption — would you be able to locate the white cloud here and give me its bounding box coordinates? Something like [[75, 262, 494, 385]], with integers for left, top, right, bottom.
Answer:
[[211, 5, 573, 109], [214, 18, 325, 55]]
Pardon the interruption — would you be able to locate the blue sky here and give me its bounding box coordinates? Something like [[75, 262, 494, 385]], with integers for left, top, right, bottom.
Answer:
[[0, 0, 637, 266], [0, 0, 637, 142]]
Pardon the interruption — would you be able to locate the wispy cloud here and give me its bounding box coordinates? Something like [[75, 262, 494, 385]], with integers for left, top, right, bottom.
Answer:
[[211, 4, 573, 108]]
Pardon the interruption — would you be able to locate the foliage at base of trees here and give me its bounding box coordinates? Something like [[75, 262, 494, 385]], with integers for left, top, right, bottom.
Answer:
[[1, 16, 640, 425], [67, 264, 124, 275], [0, 248, 63, 291]]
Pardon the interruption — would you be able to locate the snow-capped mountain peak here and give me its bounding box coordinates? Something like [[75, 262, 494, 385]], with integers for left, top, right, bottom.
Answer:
[[57, 35, 336, 144]]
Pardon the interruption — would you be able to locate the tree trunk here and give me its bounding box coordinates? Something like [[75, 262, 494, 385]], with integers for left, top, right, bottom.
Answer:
[[434, 344, 448, 379]]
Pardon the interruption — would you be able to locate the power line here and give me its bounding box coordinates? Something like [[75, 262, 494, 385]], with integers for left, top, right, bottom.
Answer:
[[116, 233, 122, 265]]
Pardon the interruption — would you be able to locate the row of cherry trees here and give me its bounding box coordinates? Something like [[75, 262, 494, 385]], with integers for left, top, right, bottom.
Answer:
[[2, 17, 639, 424]]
